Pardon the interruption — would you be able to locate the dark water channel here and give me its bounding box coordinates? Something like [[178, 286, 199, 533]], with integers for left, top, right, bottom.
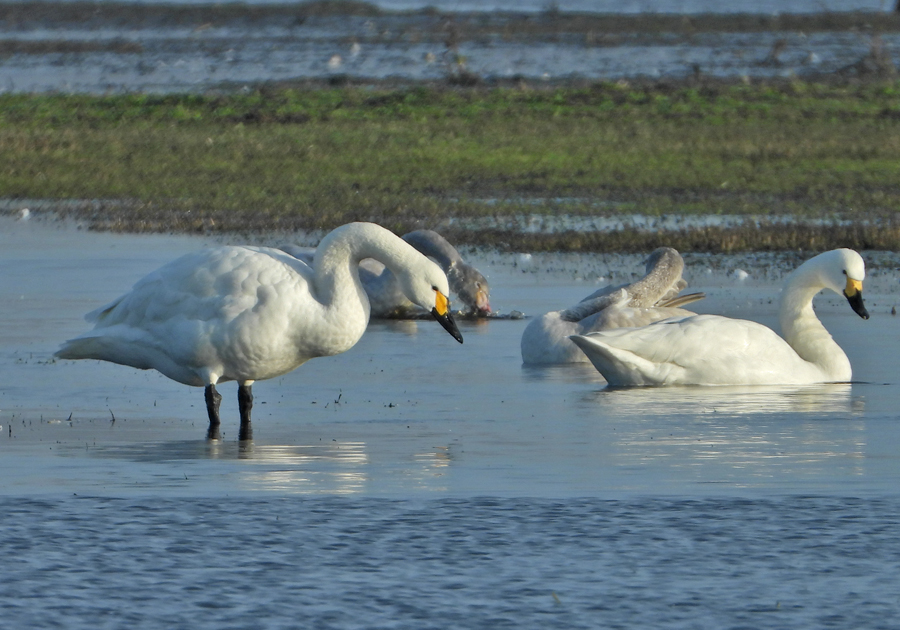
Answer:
[[0, 1, 896, 93]]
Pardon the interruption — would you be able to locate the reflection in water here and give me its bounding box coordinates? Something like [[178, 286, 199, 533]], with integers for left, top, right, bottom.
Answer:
[[233, 442, 369, 494], [223, 440, 458, 494], [381, 320, 421, 337], [81, 438, 458, 494], [594, 383, 861, 418], [521, 362, 602, 385], [581, 384, 867, 487]]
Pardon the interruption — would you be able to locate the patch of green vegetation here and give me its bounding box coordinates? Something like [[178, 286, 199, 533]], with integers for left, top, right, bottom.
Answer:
[[2, 79, 900, 251], [443, 221, 900, 254]]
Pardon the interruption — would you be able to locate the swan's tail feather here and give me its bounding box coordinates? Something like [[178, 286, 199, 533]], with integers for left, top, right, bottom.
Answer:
[[569, 334, 682, 386], [56, 329, 157, 370], [56, 336, 114, 361], [658, 292, 705, 309]]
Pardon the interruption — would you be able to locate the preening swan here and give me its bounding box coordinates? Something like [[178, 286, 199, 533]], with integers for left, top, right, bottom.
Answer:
[[569, 248, 869, 386], [57, 222, 464, 439], [281, 229, 491, 317], [521, 247, 704, 364]]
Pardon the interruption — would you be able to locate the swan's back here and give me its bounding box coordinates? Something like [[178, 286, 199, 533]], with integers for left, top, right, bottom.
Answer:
[[521, 302, 697, 365], [58, 246, 329, 385], [572, 313, 841, 386], [92, 247, 315, 328]]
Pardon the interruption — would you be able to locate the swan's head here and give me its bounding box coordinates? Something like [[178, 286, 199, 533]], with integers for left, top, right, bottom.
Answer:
[[816, 248, 869, 320], [447, 263, 492, 316], [397, 261, 464, 344], [644, 247, 683, 276]]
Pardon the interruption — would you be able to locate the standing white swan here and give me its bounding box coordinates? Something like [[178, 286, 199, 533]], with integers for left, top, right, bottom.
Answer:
[[569, 248, 869, 386], [281, 229, 491, 317], [56, 222, 464, 438], [521, 247, 704, 364]]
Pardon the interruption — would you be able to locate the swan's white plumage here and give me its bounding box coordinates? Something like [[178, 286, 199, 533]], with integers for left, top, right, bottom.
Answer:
[[570, 248, 869, 386], [521, 247, 702, 364], [57, 223, 462, 391]]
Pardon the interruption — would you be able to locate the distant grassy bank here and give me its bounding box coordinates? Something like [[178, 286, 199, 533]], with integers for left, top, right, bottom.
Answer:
[[3, 79, 900, 252]]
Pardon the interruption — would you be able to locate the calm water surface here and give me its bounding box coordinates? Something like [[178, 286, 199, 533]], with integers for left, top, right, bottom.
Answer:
[[2, 216, 900, 628]]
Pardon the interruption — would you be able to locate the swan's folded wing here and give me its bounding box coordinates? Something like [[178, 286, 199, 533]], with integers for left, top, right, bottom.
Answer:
[[93, 248, 267, 328], [582, 304, 696, 331], [277, 244, 316, 265], [657, 292, 705, 309]]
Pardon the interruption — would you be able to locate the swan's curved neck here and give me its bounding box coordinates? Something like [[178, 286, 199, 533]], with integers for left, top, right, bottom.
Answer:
[[778, 264, 851, 380], [562, 289, 628, 322], [313, 223, 421, 315], [627, 251, 683, 308]]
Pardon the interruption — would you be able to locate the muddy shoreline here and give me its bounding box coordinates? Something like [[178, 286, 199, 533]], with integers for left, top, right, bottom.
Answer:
[[7, 208, 900, 265]]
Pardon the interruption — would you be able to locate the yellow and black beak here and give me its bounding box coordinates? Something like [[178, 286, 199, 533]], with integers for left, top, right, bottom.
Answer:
[[844, 277, 869, 320], [432, 290, 464, 343]]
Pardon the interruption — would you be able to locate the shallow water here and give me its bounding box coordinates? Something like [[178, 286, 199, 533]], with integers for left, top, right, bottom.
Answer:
[[4, 495, 900, 629], [1, 1, 894, 93], [3, 215, 900, 627]]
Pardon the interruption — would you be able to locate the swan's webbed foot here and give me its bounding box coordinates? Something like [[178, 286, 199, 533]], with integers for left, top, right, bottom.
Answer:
[[238, 384, 253, 441]]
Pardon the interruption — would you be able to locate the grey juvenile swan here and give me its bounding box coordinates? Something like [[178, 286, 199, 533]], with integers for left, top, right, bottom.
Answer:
[[521, 247, 704, 364]]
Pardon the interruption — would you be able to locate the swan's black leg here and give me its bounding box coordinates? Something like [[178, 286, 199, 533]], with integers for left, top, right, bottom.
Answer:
[[238, 384, 253, 441], [205, 384, 222, 440]]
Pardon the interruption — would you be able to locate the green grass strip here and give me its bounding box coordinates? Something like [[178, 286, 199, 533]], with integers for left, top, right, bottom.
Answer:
[[2, 80, 900, 251]]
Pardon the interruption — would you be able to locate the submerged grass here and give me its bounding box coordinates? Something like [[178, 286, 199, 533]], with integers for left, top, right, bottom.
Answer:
[[3, 79, 900, 251]]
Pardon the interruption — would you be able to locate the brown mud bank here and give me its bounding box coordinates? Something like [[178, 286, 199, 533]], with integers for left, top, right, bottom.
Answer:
[[5, 203, 900, 255]]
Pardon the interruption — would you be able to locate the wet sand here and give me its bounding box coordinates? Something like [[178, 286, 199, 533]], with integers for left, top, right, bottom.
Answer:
[[3, 214, 900, 499]]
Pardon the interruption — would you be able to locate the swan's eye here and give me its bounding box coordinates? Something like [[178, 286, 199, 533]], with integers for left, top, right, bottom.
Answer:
[[842, 269, 847, 276]]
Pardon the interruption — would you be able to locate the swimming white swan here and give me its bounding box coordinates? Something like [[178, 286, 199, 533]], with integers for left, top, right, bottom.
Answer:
[[521, 247, 704, 364], [281, 229, 491, 317], [569, 248, 869, 386], [57, 222, 464, 438]]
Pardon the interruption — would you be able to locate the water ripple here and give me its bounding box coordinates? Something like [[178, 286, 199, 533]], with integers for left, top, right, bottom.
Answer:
[[2, 495, 900, 629]]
